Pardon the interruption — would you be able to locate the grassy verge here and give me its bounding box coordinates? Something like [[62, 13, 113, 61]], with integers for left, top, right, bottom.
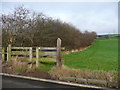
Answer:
[[50, 65, 118, 82], [50, 65, 118, 88]]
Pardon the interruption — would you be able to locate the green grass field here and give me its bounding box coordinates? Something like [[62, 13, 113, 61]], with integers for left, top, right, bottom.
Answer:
[[38, 58, 56, 72], [62, 38, 118, 71]]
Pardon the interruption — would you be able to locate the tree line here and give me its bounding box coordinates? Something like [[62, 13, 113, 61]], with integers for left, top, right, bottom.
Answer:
[[1, 6, 96, 50]]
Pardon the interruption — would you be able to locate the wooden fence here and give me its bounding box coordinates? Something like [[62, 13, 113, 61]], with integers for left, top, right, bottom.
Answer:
[[1, 38, 65, 68]]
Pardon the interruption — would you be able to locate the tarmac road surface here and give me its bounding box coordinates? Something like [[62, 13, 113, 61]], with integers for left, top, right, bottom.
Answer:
[[2, 76, 98, 89]]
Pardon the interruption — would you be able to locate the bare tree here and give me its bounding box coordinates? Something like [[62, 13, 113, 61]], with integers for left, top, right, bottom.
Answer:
[[2, 6, 97, 50]]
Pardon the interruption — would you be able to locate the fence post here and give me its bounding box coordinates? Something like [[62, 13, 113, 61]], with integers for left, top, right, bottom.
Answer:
[[29, 47, 32, 61], [56, 38, 62, 68], [2, 47, 5, 61], [36, 47, 39, 67], [7, 44, 11, 61]]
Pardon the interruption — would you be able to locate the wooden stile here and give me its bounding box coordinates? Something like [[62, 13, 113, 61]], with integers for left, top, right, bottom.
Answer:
[[2, 38, 65, 67]]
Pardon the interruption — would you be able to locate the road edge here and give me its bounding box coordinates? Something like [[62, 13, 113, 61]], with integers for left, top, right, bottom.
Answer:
[[0, 73, 114, 90]]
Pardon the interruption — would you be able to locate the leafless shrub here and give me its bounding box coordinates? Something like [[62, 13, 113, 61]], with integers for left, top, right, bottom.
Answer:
[[2, 6, 96, 50]]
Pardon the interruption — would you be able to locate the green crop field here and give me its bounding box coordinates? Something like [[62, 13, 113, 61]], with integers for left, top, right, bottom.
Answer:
[[62, 38, 118, 71]]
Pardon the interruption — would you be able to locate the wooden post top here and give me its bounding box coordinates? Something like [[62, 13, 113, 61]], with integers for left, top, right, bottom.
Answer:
[[57, 38, 61, 41]]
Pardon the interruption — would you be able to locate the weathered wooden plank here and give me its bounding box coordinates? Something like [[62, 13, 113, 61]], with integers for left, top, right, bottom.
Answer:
[[11, 50, 29, 52], [40, 47, 57, 50], [11, 47, 31, 49], [11, 51, 29, 55], [39, 47, 65, 50], [42, 52, 56, 56], [41, 51, 56, 53]]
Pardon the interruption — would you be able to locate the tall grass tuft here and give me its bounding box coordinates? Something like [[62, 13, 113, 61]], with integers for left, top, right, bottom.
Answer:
[[11, 56, 28, 75], [50, 65, 118, 83]]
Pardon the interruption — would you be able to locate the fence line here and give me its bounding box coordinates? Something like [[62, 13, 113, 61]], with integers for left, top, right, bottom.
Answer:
[[1, 38, 65, 68]]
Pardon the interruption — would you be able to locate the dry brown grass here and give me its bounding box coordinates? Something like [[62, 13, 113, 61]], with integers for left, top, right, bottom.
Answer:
[[49, 65, 76, 78], [50, 65, 118, 83], [11, 56, 28, 74], [0, 60, 2, 72]]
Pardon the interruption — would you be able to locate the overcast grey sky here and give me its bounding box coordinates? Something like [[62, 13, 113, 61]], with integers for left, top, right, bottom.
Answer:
[[1, 2, 118, 35]]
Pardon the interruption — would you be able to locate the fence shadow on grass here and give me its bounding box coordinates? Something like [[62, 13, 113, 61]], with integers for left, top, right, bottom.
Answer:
[[40, 61, 56, 66]]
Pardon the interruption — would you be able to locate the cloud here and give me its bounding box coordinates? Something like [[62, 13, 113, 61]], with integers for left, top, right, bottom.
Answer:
[[47, 3, 118, 34], [2, 2, 118, 34]]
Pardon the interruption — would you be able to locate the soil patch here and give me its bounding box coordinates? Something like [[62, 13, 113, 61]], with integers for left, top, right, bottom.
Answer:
[[22, 69, 51, 79]]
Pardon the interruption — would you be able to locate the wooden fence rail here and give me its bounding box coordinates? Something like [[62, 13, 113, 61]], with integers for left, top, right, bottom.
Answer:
[[1, 38, 65, 68]]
